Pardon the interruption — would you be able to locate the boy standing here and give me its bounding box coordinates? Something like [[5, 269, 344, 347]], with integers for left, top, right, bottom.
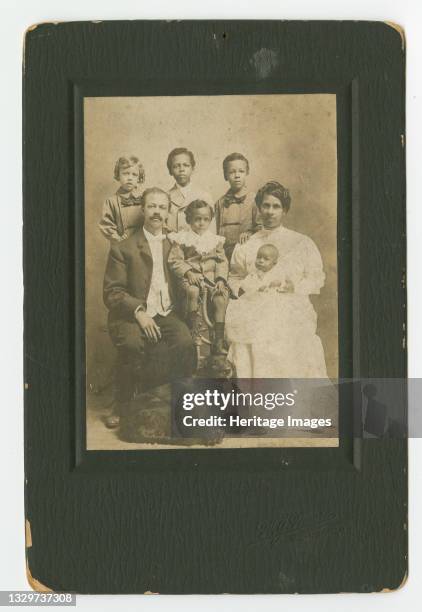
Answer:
[[166, 147, 214, 232], [99, 155, 146, 241], [215, 152, 261, 261]]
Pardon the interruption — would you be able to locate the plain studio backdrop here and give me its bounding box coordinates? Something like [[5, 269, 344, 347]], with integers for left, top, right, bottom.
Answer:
[[84, 93, 338, 386]]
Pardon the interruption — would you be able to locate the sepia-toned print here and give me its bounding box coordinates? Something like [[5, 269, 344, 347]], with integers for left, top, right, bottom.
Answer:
[[84, 94, 338, 450]]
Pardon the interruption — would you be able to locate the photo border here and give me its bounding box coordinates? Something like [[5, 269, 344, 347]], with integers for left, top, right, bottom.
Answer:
[[74, 79, 354, 472]]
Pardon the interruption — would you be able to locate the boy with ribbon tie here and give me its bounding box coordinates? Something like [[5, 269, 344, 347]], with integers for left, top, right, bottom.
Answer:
[[214, 152, 261, 261], [99, 155, 146, 242]]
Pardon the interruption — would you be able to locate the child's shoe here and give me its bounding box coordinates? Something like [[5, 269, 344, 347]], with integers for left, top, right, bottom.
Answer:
[[212, 322, 227, 355], [212, 337, 228, 355]]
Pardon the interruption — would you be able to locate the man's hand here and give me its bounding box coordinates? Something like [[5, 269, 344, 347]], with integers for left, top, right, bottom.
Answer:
[[185, 270, 204, 287], [239, 231, 252, 245], [135, 310, 162, 343]]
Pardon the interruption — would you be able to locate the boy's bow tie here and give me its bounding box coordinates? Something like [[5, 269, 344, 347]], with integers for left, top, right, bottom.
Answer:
[[224, 193, 247, 206]]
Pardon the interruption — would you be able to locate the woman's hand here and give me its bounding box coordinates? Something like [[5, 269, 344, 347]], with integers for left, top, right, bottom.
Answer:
[[239, 231, 252, 244], [277, 279, 294, 293], [135, 310, 162, 343], [185, 270, 204, 287]]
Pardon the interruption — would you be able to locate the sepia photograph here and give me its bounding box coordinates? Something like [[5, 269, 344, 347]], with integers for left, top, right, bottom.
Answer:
[[84, 93, 339, 449]]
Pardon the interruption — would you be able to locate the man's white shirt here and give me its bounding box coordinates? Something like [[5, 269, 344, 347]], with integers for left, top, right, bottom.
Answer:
[[142, 228, 172, 317]]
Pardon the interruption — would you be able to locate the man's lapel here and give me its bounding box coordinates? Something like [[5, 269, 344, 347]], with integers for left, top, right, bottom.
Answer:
[[136, 228, 153, 262], [162, 235, 171, 261], [162, 236, 172, 282]]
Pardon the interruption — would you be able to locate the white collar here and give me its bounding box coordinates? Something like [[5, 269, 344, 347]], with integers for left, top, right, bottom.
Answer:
[[258, 224, 286, 237], [168, 228, 225, 253], [143, 227, 165, 242]]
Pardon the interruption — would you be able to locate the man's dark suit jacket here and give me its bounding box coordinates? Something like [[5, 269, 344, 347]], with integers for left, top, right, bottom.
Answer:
[[103, 227, 178, 324]]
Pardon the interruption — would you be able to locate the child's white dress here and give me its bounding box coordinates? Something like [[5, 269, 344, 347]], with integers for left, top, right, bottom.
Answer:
[[225, 265, 289, 344]]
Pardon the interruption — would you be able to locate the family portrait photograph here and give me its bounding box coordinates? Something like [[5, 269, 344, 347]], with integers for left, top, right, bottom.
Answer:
[[84, 93, 339, 449]]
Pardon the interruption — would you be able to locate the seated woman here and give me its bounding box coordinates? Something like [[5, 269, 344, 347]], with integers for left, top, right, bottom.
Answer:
[[168, 199, 229, 355], [226, 180, 328, 379]]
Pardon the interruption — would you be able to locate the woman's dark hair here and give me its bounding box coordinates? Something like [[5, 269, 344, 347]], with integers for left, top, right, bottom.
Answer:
[[184, 199, 214, 224], [166, 147, 196, 174], [222, 152, 250, 180], [114, 155, 145, 182], [255, 181, 291, 213]]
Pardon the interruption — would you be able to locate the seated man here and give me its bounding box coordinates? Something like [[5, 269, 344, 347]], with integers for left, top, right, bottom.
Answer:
[[103, 187, 196, 428]]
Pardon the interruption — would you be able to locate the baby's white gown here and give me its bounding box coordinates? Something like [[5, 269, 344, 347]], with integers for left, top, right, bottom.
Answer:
[[226, 226, 328, 379]]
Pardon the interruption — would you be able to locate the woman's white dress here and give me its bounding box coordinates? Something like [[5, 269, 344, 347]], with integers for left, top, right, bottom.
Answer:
[[226, 225, 328, 379]]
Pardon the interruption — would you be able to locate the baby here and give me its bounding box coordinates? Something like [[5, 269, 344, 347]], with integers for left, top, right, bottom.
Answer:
[[168, 200, 229, 355], [99, 155, 146, 242], [225, 244, 293, 347], [238, 244, 292, 296]]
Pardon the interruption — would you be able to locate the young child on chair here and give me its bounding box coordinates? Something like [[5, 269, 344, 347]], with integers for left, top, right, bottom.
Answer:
[[168, 200, 229, 355]]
